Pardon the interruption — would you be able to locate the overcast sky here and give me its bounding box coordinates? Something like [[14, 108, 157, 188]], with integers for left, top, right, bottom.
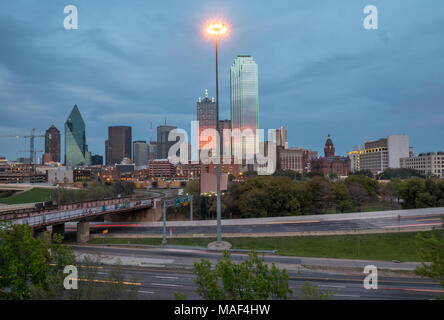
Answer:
[[0, 0, 443, 161]]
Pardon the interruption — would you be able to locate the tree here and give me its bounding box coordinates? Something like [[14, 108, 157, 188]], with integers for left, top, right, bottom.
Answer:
[[345, 175, 378, 196], [349, 170, 373, 178], [305, 177, 335, 214], [273, 169, 303, 181], [377, 168, 423, 180], [0, 222, 139, 300], [236, 176, 301, 218], [332, 182, 354, 213], [184, 180, 200, 218], [346, 182, 370, 212], [414, 217, 444, 299], [0, 222, 75, 300], [194, 251, 292, 300], [379, 179, 404, 209], [300, 281, 333, 300]]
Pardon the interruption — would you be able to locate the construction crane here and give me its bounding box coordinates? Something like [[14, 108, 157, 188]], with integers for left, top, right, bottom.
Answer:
[[0, 128, 45, 164]]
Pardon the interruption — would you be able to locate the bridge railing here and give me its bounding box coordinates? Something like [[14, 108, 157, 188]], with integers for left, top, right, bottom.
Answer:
[[10, 199, 153, 227]]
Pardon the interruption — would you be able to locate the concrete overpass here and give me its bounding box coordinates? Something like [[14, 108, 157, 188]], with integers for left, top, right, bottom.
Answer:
[[0, 197, 157, 243]]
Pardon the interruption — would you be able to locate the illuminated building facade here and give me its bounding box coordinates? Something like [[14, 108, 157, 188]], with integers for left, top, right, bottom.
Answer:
[[347, 135, 409, 174], [230, 55, 259, 162]]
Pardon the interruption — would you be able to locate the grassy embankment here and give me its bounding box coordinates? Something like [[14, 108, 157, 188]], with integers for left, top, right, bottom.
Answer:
[[88, 230, 443, 262], [0, 188, 52, 205]]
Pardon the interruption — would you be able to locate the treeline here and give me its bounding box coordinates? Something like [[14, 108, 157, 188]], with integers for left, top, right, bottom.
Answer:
[[228, 175, 379, 217], [185, 174, 444, 219], [50, 181, 135, 205]]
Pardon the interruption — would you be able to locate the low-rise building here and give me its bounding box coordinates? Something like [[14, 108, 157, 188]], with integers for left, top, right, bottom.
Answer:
[[47, 167, 74, 185], [278, 147, 317, 173], [347, 135, 409, 174], [311, 135, 350, 176], [400, 152, 444, 178], [148, 159, 176, 178], [0, 164, 47, 184]]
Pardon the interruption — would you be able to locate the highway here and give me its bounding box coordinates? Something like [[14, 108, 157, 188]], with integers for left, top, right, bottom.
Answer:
[[72, 245, 443, 300], [65, 207, 444, 238]]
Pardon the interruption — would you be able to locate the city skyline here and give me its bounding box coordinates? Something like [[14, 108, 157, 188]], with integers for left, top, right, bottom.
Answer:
[[1, 1, 443, 161]]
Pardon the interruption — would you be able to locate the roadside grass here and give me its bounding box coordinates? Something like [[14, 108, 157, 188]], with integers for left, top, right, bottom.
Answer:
[[88, 230, 444, 262], [0, 188, 52, 204]]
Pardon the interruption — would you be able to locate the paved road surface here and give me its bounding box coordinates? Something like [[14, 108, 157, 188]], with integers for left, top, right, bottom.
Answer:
[[72, 245, 443, 300], [65, 207, 444, 238]]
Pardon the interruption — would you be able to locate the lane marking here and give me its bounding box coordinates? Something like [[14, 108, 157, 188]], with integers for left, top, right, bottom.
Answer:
[[266, 220, 320, 225], [151, 283, 180, 287], [74, 278, 141, 286], [383, 222, 442, 229], [320, 285, 346, 288], [139, 290, 154, 294], [155, 276, 178, 280], [290, 276, 440, 286], [380, 287, 444, 293], [415, 218, 442, 222], [335, 294, 359, 298], [91, 224, 142, 228]]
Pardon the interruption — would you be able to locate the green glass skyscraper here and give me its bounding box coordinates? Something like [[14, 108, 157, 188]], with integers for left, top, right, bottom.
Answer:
[[230, 55, 259, 161], [65, 105, 91, 167]]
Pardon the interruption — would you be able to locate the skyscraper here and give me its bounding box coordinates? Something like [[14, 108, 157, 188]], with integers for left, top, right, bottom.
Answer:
[[91, 154, 103, 166], [197, 89, 217, 152], [43, 125, 60, 163], [133, 140, 148, 169], [230, 55, 259, 161], [105, 126, 132, 165], [65, 105, 91, 167], [157, 124, 177, 159]]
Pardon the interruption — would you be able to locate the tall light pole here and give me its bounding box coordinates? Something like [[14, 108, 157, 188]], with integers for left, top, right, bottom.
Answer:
[[206, 23, 227, 244]]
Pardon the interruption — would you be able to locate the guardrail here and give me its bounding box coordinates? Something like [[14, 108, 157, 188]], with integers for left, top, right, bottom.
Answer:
[[7, 199, 153, 228]]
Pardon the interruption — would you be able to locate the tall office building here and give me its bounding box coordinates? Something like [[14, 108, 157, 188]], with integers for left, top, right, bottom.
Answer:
[[219, 119, 231, 156], [43, 125, 61, 163], [276, 126, 288, 149], [347, 135, 409, 174], [91, 154, 103, 166], [65, 105, 91, 167], [230, 55, 259, 161], [133, 140, 149, 169], [157, 124, 177, 159], [197, 89, 217, 152], [148, 141, 158, 161], [105, 126, 132, 166]]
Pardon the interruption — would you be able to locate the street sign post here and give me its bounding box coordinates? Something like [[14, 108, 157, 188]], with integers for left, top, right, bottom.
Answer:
[[161, 195, 193, 244]]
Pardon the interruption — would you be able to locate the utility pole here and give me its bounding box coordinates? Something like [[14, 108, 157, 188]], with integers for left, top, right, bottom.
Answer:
[[190, 194, 193, 221], [162, 200, 167, 245]]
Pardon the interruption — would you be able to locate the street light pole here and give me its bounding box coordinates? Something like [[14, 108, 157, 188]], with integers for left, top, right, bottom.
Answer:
[[215, 35, 222, 244], [206, 23, 227, 245]]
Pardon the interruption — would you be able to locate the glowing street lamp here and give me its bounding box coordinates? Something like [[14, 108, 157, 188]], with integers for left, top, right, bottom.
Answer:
[[206, 23, 227, 36], [205, 22, 227, 244]]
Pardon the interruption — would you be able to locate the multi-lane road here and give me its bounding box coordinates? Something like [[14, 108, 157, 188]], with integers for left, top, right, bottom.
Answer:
[[65, 207, 444, 238], [65, 207, 443, 300], [72, 245, 443, 300]]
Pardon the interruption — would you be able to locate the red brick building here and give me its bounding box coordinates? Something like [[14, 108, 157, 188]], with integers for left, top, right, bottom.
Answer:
[[311, 134, 351, 176], [277, 147, 317, 173], [148, 159, 176, 178]]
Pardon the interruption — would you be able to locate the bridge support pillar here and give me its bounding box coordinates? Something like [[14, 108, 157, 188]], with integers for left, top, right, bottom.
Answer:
[[52, 223, 65, 237], [34, 226, 48, 239], [76, 221, 90, 243]]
